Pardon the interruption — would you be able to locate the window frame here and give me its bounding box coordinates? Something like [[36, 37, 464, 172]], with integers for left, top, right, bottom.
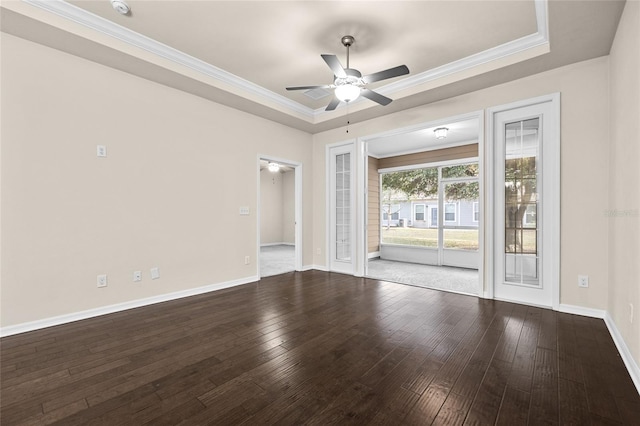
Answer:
[[444, 202, 457, 223]]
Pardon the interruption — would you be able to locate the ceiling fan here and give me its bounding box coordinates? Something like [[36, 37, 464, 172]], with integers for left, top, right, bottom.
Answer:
[[286, 35, 410, 111]]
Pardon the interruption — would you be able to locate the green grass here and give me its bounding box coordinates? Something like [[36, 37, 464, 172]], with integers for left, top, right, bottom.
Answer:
[[382, 227, 479, 250], [381, 227, 536, 252]]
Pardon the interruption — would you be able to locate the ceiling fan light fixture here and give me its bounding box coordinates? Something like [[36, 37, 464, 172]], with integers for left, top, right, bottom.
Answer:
[[268, 162, 280, 173], [335, 84, 361, 103], [434, 127, 449, 139]]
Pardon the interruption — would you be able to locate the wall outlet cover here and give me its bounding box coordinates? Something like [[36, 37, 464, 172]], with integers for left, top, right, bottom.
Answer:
[[150, 267, 160, 280], [97, 274, 108, 288]]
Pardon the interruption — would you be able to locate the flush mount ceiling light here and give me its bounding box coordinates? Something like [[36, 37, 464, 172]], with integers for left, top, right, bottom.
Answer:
[[268, 162, 280, 173], [110, 0, 130, 15], [434, 127, 449, 139]]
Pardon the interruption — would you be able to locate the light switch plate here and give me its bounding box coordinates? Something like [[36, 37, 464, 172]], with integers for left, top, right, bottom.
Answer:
[[239, 206, 250, 215]]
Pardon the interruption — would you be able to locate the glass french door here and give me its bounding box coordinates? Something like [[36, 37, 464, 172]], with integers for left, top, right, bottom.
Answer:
[[329, 144, 355, 274], [492, 97, 559, 307]]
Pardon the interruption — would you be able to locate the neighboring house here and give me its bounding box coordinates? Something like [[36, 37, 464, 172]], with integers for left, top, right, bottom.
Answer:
[[382, 198, 480, 228]]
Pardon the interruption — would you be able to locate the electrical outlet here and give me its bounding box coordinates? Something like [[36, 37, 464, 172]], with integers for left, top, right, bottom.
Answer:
[[630, 303, 634, 324], [244, 256, 250, 265], [97, 274, 108, 288], [578, 275, 589, 288], [97, 145, 107, 157], [150, 267, 160, 280], [133, 271, 142, 282]]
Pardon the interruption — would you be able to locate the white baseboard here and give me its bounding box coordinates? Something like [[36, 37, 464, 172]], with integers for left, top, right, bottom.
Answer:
[[0, 275, 259, 337], [260, 242, 294, 247], [301, 264, 328, 272], [557, 304, 639, 395], [604, 312, 640, 395], [557, 303, 606, 319], [368, 251, 381, 259]]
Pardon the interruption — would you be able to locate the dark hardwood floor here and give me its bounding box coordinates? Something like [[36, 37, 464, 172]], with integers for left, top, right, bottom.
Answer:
[[2, 270, 639, 425]]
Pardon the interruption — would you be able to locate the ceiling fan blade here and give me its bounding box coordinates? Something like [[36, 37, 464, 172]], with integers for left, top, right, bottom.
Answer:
[[361, 89, 392, 106], [362, 65, 410, 84], [321, 54, 347, 79], [286, 85, 331, 91], [325, 97, 341, 111]]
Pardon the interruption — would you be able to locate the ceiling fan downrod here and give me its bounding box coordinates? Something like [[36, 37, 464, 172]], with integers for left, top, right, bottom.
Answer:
[[341, 35, 355, 69]]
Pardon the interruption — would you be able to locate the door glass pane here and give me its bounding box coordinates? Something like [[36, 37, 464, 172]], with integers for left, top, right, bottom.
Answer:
[[504, 118, 539, 285], [380, 167, 438, 246], [443, 181, 479, 250], [335, 153, 350, 261], [442, 163, 479, 178]]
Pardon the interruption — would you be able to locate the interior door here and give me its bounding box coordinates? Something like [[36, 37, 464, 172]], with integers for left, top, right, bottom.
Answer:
[[329, 144, 355, 274], [492, 98, 559, 307]]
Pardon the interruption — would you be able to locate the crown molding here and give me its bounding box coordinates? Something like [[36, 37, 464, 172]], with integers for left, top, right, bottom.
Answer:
[[22, 0, 314, 120], [21, 0, 549, 123]]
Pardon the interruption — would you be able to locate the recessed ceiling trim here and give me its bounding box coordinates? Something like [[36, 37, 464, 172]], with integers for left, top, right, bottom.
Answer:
[[21, 0, 314, 120], [20, 0, 548, 124], [315, 0, 549, 116]]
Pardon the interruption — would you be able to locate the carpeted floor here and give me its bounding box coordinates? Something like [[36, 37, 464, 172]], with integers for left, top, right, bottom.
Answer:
[[260, 244, 295, 277], [367, 258, 479, 295]]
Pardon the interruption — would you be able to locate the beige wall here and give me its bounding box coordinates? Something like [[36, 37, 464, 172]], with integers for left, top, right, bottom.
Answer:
[[282, 170, 295, 244], [313, 56, 610, 312], [608, 1, 640, 367], [0, 34, 313, 327], [259, 169, 295, 245], [259, 169, 284, 244]]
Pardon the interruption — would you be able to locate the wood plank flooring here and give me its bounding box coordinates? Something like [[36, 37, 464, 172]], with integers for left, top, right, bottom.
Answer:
[[2, 270, 639, 425]]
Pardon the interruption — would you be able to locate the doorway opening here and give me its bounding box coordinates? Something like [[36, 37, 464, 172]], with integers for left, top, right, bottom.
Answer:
[[258, 157, 302, 277], [363, 113, 483, 296]]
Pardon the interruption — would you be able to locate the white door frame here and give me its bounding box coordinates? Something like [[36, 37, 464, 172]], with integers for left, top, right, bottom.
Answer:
[[486, 93, 560, 308], [327, 141, 357, 275], [257, 155, 303, 276], [358, 110, 484, 295]]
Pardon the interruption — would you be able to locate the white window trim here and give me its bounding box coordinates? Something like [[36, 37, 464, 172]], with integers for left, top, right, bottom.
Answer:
[[414, 203, 426, 221], [444, 202, 457, 223], [472, 201, 479, 223]]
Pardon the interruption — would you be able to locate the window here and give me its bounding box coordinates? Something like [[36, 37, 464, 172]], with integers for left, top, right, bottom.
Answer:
[[473, 202, 479, 222], [414, 204, 425, 221], [442, 163, 479, 178], [445, 203, 456, 222], [382, 205, 400, 221], [523, 204, 537, 227]]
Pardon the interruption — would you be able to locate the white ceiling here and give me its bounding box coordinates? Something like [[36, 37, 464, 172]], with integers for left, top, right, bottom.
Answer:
[[367, 117, 480, 158], [1, 0, 625, 133]]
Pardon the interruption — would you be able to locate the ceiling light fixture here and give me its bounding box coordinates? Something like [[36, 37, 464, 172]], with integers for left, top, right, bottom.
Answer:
[[268, 162, 280, 173], [334, 83, 361, 103], [434, 127, 449, 139], [110, 0, 131, 15]]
